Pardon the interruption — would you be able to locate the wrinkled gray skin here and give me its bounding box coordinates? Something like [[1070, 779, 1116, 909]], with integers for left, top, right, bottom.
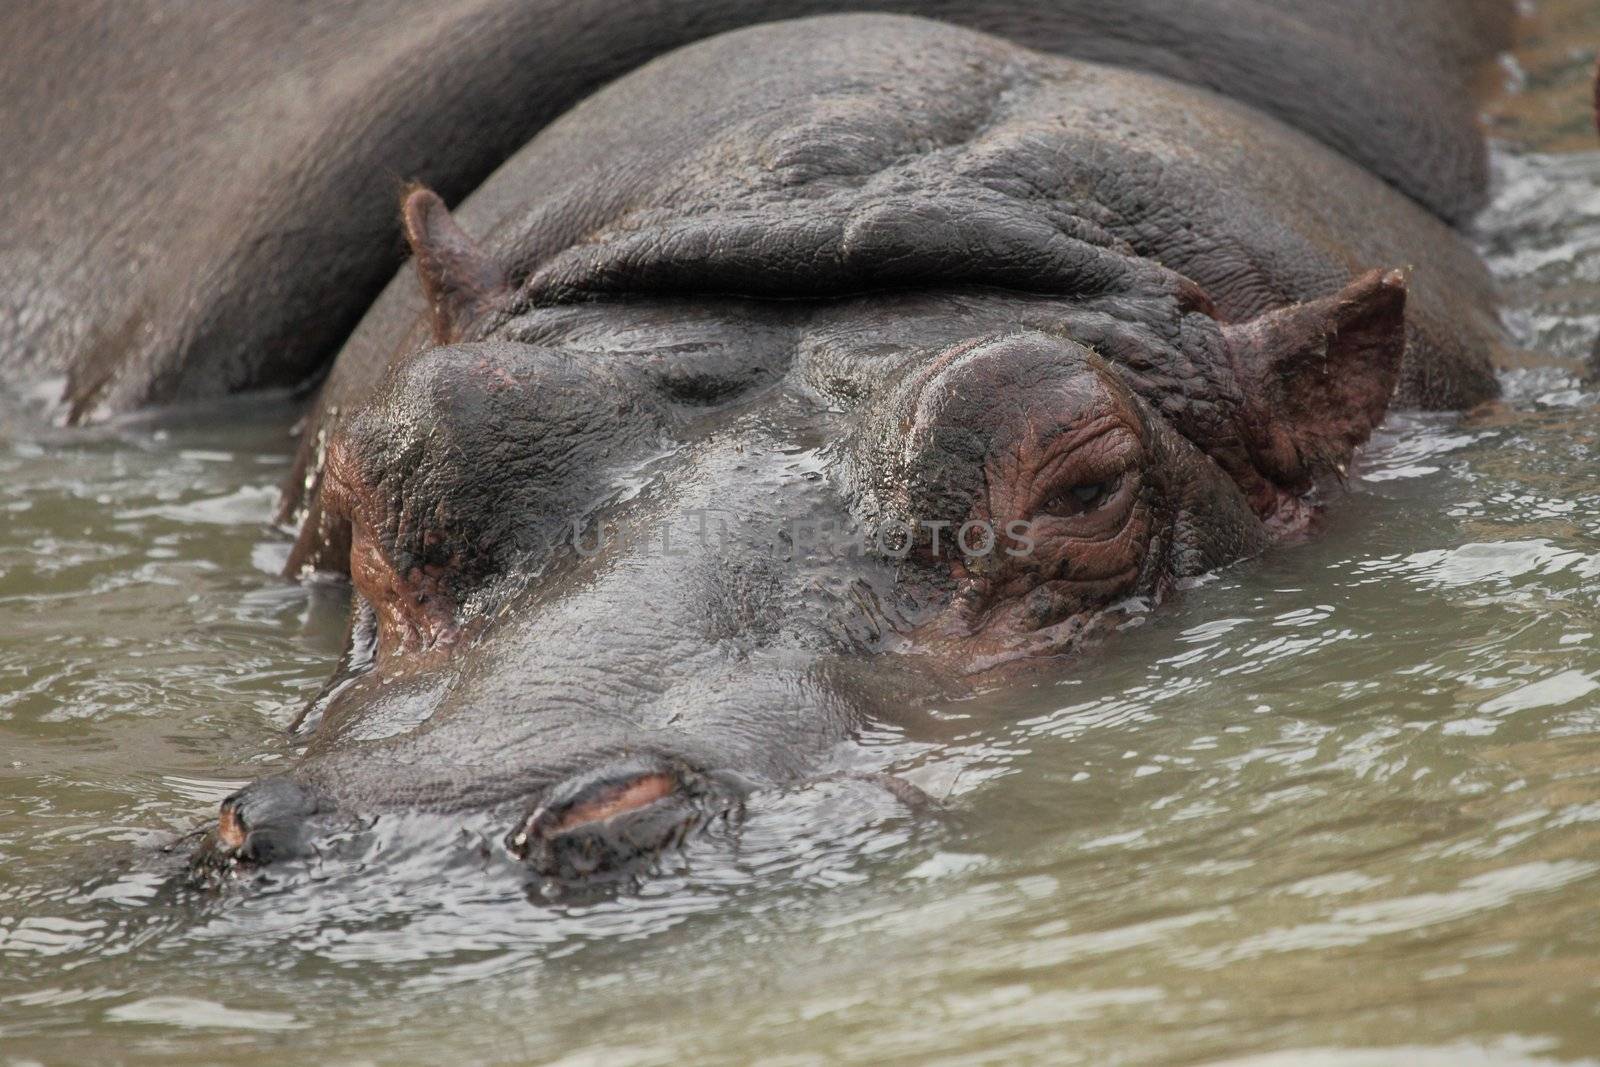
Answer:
[[191, 12, 1515, 885], [1, 0, 1510, 421]]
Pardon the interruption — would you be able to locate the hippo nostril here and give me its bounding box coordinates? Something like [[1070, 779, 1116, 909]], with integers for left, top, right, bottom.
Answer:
[[208, 777, 330, 866], [507, 757, 747, 879], [216, 800, 248, 851], [526, 771, 678, 840]]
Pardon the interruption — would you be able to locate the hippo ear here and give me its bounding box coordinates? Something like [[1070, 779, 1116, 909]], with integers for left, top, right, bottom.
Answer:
[[1223, 269, 1407, 493], [401, 186, 508, 343]]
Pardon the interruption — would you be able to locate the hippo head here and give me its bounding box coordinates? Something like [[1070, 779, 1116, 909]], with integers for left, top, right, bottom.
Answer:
[[194, 178, 1404, 888]]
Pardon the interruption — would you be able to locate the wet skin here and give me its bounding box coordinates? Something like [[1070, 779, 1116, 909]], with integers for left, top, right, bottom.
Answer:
[[196, 14, 1508, 885]]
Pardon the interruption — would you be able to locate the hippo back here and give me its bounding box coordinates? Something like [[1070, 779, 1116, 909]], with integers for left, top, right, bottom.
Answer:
[[0, 0, 1511, 421]]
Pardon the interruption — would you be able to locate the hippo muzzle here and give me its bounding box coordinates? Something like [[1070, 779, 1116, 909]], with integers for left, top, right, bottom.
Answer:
[[195, 755, 752, 885]]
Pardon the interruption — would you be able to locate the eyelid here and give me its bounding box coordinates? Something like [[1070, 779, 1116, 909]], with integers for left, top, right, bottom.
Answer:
[[1025, 422, 1139, 515]]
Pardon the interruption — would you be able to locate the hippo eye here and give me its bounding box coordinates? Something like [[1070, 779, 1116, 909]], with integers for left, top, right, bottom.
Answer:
[[1041, 475, 1122, 517]]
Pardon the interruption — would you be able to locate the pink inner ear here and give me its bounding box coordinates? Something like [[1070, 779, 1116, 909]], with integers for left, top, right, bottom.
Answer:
[[1223, 268, 1408, 504]]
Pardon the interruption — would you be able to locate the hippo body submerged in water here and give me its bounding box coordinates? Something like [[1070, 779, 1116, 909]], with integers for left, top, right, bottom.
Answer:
[[183, 6, 1520, 885]]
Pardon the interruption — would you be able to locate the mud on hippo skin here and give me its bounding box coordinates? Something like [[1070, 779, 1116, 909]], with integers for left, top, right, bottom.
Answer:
[[199, 15, 1506, 885]]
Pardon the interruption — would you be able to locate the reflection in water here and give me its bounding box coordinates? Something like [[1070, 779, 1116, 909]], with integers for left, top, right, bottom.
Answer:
[[4, 8, 1600, 1065]]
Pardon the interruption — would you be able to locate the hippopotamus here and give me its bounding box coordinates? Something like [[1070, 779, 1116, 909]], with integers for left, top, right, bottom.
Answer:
[[174, 6, 1518, 885]]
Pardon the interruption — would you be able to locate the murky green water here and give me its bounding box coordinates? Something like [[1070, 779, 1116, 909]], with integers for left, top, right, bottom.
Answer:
[[4, 8, 1600, 1065]]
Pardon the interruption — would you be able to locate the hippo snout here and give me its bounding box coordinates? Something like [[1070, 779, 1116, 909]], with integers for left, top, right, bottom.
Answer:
[[190, 759, 752, 886], [508, 757, 751, 882]]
